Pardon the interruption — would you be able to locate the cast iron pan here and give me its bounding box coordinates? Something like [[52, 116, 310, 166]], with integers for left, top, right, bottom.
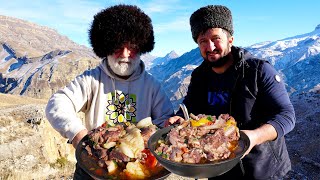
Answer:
[[148, 126, 250, 179], [76, 135, 171, 180]]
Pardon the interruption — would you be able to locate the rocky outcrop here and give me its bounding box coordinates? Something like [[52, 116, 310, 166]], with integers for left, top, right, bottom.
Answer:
[[0, 94, 76, 179], [0, 15, 101, 100], [285, 92, 320, 179]]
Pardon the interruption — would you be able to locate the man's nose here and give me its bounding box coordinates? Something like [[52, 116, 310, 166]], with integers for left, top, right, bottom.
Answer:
[[207, 40, 216, 51], [119, 47, 131, 58]]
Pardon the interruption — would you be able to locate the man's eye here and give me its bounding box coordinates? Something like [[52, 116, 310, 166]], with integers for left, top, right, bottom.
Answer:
[[199, 40, 207, 45], [128, 44, 139, 51], [213, 37, 221, 41]]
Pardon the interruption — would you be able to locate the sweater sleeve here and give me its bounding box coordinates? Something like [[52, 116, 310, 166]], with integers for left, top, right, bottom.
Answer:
[[259, 62, 296, 139], [149, 80, 174, 128], [45, 71, 92, 142]]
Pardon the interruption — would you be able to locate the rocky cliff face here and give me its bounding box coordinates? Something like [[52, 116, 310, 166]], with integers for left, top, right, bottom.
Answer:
[[0, 15, 100, 100], [0, 15, 93, 58], [0, 94, 76, 179]]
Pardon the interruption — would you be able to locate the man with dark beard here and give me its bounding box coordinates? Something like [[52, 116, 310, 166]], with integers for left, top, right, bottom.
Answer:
[[45, 4, 173, 179], [166, 5, 295, 179]]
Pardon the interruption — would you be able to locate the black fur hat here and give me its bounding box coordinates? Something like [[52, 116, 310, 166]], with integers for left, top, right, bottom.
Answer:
[[190, 5, 233, 43], [89, 4, 155, 58]]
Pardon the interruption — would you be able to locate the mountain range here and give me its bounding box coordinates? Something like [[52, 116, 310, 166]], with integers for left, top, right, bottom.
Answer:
[[149, 25, 320, 109], [1, 14, 319, 110]]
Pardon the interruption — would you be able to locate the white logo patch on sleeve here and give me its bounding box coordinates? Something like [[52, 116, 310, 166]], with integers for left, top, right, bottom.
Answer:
[[275, 75, 281, 82]]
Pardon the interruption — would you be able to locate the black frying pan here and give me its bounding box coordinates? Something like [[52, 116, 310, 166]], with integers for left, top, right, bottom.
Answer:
[[148, 126, 250, 179], [76, 135, 171, 180]]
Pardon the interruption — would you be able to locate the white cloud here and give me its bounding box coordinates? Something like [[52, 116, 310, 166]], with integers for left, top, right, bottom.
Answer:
[[154, 16, 189, 33], [142, 0, 186, 14]]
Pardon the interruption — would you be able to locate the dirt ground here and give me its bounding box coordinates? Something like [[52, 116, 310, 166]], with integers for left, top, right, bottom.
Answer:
[[0, 93, 47, 108]]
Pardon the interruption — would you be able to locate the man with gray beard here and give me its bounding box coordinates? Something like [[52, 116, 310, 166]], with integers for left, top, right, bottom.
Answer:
[[45, 4, 173, 179]]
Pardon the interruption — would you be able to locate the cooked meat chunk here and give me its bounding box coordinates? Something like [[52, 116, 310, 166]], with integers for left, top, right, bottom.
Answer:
[[182, 148, 204, 163], [85, 145, 93, 156], [169, 147, 184, 162], [140, 125, 157, 147], [109, 148, 131, 163], [156, 114, 240, 164], [168, 128, 186, 147]]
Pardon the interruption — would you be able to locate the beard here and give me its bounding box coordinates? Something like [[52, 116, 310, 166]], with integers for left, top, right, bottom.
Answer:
[[206, 54, 230, 68], [107, 55, 141, 76], [205, 44, 232, 68]]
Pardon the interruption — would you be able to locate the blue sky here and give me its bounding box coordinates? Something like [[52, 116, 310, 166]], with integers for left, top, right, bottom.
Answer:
[[0, 0, 319, 57]]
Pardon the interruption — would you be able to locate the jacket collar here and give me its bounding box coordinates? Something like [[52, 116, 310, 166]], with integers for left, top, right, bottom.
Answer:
[[232, 46, 251, 71]]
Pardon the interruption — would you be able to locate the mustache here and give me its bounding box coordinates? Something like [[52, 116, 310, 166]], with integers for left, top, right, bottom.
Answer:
[[117, 58, 130, 63], [116, 56, 140, 63], [206, 49, 219, 56]]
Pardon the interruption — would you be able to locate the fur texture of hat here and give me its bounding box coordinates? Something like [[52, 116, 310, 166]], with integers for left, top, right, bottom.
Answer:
[[89, 4, 155, 58], [190, 5, 233, 43]]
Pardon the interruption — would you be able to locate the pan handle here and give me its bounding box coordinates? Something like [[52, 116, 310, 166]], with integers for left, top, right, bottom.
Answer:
[[239, 159, 245, 176], [179, 103, 190, 120]]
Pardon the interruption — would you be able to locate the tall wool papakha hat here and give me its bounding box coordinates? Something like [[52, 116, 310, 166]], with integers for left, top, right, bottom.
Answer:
[[89, 4, 155, 58], [190, 5, 233, 43]]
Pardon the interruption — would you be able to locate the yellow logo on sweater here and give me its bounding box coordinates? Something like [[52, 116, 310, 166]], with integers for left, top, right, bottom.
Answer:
[[105, 91, 137, 126]]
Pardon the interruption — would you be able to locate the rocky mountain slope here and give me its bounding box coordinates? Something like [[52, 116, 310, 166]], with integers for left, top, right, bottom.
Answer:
[[0, 15, 93, 58], [0, 15, 100, 100], [147, 50, 179, 70], [246, 25, 320, 95], [284, 91, 320, 179]]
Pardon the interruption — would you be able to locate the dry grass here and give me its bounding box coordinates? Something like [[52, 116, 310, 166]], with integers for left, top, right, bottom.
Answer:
[[0, 93, 47, 108], [0, 170, 35, 180]]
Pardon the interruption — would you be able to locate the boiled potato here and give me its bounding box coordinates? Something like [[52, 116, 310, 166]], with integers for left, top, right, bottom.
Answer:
[[136, 117, 153, 128], [119, 127, 144, 158], [124, 160, 151, 179]]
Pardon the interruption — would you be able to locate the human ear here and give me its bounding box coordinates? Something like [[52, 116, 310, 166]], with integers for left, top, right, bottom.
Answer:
[[228, 36, 234, 46]]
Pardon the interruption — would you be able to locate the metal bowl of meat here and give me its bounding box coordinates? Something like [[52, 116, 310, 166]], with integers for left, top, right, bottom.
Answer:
[[76, 118, 171, 180], [148, 114, 250, 179]]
